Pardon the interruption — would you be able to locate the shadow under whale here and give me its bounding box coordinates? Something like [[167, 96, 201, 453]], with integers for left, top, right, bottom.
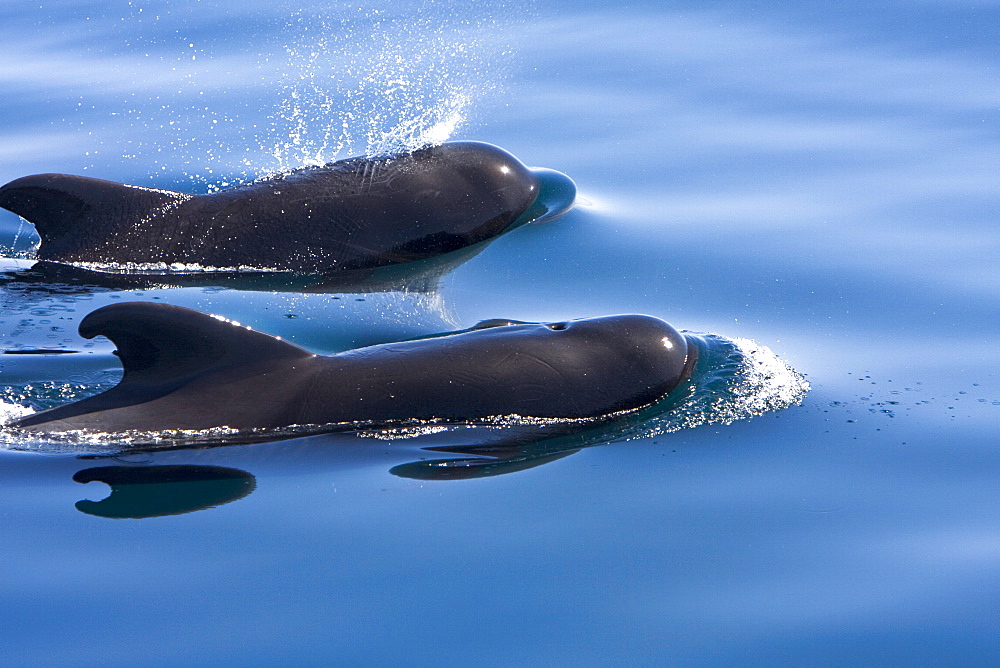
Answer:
[[73, 464, 256, 519]]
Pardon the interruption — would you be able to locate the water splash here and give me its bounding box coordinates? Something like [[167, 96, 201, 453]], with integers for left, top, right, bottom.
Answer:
[[98, 1, 523, 188], [1, 380, 113, 416], [0, 400, 33, 424], [6, 218, 40, 259], [268, 3, 513, 172], [65, 261, 288, 274], [615, 334, 810, 442]]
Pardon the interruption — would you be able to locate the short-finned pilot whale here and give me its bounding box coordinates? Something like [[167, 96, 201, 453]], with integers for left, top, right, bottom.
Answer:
[[0, 142, 574, 273], [10, 302, 697, 435]]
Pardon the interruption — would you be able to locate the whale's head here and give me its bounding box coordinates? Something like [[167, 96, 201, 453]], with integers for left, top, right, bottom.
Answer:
[[457, 314, 697, 419], [410, 141, 576, 228]]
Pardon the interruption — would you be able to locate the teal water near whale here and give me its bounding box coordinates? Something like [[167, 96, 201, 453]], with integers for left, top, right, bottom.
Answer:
[[1, 0, 998, 664]]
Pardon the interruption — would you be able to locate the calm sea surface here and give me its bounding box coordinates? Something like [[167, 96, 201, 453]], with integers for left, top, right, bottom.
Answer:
[[1, 1, 998, 664]]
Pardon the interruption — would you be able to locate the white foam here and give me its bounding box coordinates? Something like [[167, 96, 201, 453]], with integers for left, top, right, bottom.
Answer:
[[67, 260, 286, 274], [621, 335, 810, 441], [0, 401, 34, 425], [728, 336, 811, 418]]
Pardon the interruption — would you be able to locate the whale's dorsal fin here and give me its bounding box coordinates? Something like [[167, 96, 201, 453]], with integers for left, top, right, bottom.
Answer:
[[0, 174, 186, 259], [79, 302, 314, 389]]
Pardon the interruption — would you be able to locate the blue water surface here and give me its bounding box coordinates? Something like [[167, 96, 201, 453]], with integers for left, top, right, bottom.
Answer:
[[1, 0, 998, 664]]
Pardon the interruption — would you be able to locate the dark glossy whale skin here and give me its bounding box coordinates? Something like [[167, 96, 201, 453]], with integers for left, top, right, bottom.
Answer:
[[0, 142, 568, 273], [11, 303, 696, 434]]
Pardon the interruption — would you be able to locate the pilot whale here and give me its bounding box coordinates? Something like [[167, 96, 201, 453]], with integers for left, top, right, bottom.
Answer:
[[10, 302, 697, 435], [0, 142, 574, 273]]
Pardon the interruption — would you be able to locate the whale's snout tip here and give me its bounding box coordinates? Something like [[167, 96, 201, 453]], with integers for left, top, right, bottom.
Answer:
[[528, 167, 576, 222]]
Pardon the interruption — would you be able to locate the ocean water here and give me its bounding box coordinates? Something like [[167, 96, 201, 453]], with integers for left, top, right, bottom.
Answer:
[[1, 0, 998, 664]]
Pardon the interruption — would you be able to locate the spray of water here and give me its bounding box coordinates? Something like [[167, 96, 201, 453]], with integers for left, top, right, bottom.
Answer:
[[267, 3, 512, 173], [613, 334, 810, 442], [102, 1, 522, 188]]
